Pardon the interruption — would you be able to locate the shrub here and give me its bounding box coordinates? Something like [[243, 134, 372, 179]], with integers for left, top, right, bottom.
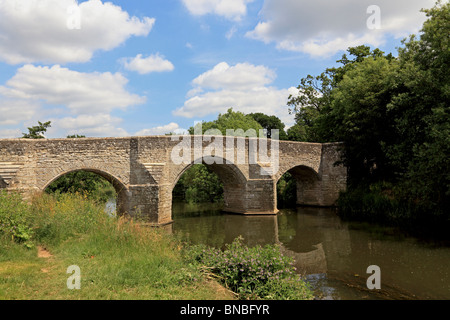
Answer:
[[185, 236, 314, 300], [0, 191, 34, 248]]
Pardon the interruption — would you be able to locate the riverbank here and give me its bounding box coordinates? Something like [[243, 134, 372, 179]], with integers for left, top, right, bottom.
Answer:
[[0, 192, 313, 300], [0, 192, 236, 300], [336, 188, 450, 244]]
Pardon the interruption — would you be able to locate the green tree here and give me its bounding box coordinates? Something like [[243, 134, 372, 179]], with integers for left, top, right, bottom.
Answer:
[[248, 113, 287, 139], [173, 164, 223, 203], [22, 121, 51, 139], [67, 134, 86, 138], [286, 124, 307, 141], [387, 1, 450, 211], [287, 45, 393, 143], [189, 108, 263, 136], [326, 56, 400, 185]]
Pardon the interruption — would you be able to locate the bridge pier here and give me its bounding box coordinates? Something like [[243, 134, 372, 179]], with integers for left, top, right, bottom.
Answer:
[[223, 179, 277, 215]]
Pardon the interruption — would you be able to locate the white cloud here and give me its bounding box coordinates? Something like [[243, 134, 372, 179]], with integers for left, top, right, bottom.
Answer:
[[0, 64, 147, 138], [135, 122, 187, 136], [122, 53, 174, 74], [52, 114, 129, 137], [0, 98, 40, 125], [246, 0, 436, 57], [0, 64, 146, 115], [173, 62, 297, 126], [0, 0, 154, 64], [0, 129, 22, 139], [182, 0, 254, 21], [192, 62, 276, 91]]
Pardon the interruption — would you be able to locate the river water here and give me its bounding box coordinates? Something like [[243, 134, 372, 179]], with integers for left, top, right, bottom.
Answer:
[[170, 202, 450, 300]]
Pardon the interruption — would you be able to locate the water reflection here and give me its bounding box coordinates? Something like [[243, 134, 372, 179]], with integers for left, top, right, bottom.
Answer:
[[172, 202, 450, 300]]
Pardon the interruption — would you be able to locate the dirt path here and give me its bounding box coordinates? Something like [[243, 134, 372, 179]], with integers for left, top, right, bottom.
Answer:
[[37, 246, 53, 258]]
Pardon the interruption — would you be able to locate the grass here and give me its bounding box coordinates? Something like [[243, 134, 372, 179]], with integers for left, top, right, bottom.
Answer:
[[0, 191, 314, 300], [0, 191, 234, 300]]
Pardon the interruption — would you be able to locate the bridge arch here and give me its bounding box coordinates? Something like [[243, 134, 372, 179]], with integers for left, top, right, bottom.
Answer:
[[41, 168, 130, 216], [169, 157, 249, 218], [276, 164, 322, 208]]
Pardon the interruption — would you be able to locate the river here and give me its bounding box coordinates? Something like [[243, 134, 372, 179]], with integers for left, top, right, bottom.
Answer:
[[170, 202, 450, 300]]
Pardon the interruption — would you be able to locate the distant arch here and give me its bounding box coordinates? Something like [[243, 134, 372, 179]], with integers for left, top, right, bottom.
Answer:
[[42, 168, 130, 216], [276, 164, 322, 208]]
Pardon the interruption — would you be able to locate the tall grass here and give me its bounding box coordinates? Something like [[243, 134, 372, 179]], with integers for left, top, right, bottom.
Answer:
[[0, 191, 315, 299], [0, 191, 231, 299]]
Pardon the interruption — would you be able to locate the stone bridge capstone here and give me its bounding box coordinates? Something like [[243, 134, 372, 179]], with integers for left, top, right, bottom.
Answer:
[[0, 136, 346, 225]]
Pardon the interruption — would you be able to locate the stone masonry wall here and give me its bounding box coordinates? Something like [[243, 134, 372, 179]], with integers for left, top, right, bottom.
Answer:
[[0, 136, 347, 225]]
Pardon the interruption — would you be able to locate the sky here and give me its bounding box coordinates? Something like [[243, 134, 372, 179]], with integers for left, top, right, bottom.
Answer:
[[0, 0, 438, 138]]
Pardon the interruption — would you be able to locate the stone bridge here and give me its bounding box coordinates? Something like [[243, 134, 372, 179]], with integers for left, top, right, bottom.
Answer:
[[0, 135, 347, 226]]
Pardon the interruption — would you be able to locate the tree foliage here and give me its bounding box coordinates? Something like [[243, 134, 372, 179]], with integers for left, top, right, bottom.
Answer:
[[173, 164, 223, 203], [22, 121, 51, 139], [248, 112, 287, 139], [188, 108, 264, 136], [287, 1, 449, 228]]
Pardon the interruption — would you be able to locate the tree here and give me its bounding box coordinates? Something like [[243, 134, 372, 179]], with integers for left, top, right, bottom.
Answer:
[[188, 108, 263, 136], [326, 56, 401, 185], [22, 121, 51, 139], [285, 1, 449, 232], [287, 45, 393, 143], [67, 134, 86, 138], [173, 164, 223, 203], [387, 1, 450, 212], [248, 113, 287, 139]]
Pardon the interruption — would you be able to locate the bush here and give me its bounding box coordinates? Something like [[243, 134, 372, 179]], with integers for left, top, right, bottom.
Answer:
[[0, 191, 34, 248], [184, 236, 314, 300]]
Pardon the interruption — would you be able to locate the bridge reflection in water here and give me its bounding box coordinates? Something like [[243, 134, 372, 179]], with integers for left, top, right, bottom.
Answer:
[[169, 204, 351, 280], [168, 204, 450, 300]]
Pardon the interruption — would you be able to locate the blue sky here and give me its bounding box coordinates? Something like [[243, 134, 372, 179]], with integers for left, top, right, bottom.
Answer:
[[0, 0, 437, 138]]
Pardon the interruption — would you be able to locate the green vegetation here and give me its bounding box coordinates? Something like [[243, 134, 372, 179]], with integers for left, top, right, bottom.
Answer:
[[276, 173, 297, 209], [0, 191, 234, 299], [189, 108, 264, 136], [22, 121, 51, 139], [173, 164, 223, 204], [184, 236, 313, 300], [0, 191, 313, 299], [286, 1, 449, 238], [248, 112, 288, 139], [46, 170, 116, 204]]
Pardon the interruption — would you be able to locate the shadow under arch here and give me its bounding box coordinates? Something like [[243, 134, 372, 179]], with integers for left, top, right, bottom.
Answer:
[[276, 164, 322, 209], [42, 168, 130, 216], [171, 157, 248, 218]]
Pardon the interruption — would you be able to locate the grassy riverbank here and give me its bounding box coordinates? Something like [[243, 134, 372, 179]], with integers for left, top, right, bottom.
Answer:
[[0, 191, 313, 300]]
